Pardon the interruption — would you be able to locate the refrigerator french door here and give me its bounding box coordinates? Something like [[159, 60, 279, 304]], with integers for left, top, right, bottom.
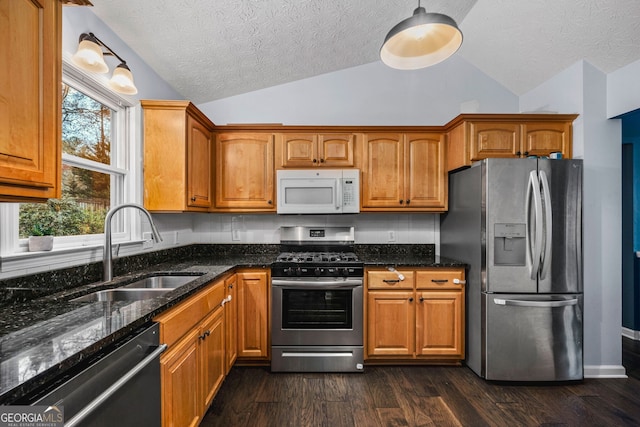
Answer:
[[441, 158, 583, 381]]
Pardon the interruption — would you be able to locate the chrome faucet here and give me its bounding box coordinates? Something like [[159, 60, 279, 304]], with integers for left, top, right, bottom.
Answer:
[[103, 203, 163, 282]]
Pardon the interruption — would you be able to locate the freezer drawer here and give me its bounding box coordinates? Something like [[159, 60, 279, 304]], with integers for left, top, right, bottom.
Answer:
[[483, 293, 583, 381]]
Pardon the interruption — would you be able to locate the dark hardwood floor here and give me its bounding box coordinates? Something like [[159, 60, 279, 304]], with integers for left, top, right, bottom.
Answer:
[[202, 339, 640, 426]]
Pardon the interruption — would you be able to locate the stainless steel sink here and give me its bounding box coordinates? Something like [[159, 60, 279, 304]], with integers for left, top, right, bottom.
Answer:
[[122, 275, 200, 289], [71, 288, 173, 302]]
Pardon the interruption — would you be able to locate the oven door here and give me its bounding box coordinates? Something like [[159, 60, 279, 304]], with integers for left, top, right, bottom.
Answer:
[[271, 278, 363, 346]]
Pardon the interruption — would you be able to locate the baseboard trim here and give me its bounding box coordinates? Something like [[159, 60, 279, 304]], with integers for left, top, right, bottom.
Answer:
[[622, 327, 640, 340], [584, 365, 627, 378]]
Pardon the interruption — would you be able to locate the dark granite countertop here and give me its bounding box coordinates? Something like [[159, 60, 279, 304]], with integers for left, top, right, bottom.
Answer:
[[0, 244, 465, 404]]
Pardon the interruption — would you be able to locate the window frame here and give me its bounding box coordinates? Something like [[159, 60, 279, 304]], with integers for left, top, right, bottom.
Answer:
[[0, 58, 145, 276]]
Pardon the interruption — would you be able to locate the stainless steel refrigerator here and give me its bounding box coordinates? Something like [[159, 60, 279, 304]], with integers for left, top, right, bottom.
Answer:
[[440, 158, 583, 381]]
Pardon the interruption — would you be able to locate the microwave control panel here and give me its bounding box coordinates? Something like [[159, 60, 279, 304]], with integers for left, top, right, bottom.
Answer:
[[341, 170, 360, 213]]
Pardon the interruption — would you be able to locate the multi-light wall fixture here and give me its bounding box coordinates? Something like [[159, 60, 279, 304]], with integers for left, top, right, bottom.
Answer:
[[71, 32, 138, 95]]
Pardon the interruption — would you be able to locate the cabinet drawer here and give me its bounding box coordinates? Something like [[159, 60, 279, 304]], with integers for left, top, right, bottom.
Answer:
[[416, 270, 465, 290], [155, 280, 225, 347], [367, 270, 414, 289]]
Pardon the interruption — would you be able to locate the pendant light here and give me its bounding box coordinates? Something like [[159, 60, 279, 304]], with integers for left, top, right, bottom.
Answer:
[[71, 32, 138, 95], [380, 0, 463, 70]]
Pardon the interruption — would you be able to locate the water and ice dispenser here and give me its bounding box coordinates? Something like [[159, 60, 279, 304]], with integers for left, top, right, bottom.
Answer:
[[494, 223, 526, 266]]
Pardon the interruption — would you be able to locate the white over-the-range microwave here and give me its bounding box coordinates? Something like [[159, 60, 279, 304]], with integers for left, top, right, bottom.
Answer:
[[276, 169, 360, 214]]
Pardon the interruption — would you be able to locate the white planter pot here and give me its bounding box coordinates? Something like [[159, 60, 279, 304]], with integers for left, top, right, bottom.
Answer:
[[28, 235, 54, 252]]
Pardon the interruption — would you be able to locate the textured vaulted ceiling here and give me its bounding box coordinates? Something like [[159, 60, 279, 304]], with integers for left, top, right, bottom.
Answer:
[[89, 0, 640, 103]]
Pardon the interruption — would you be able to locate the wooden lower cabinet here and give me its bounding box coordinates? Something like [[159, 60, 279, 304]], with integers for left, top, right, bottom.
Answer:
[[236, 270, 270, 360], [155, 278, 229, 426], [224, 274, 238, 373], [365, 268, 465, 362]]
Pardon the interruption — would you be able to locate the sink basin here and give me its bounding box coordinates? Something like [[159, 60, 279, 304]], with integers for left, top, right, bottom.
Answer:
[[123, 274, 201, 289], [71, 288, 172, 302]]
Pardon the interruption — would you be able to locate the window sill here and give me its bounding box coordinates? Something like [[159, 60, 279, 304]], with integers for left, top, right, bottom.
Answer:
[[0, 240, 149, 280]]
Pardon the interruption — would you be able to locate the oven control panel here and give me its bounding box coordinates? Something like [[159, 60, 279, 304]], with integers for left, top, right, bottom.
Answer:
[[271, 265, 364, 278]]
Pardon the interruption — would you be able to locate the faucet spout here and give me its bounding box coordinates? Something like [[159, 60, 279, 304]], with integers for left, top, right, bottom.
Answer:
[[103, 203, 163, 282]]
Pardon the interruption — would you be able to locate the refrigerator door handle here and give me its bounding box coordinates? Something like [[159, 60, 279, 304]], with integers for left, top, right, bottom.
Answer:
[[539, 170, 553, 280], [493, 297, 578, 308], [526, 171, 543, 280]]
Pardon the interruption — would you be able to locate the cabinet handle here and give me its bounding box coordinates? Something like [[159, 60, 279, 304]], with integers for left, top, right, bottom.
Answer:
[[406, 199, 410, 205], [409, 297, 414, 302], [383, 279, 400, 283], [431, 279, 449, 283], [399, 200, 404, 205]]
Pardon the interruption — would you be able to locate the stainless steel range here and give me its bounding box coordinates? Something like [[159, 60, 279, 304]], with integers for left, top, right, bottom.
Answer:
[[271, 226, 364, 373]]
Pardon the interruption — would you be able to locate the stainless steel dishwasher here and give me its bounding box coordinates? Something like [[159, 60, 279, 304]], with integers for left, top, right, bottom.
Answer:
[[32, 323, 166, 427]]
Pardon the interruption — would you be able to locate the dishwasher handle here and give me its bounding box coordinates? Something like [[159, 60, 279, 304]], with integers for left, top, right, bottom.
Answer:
[[65, 343, 167, 427]]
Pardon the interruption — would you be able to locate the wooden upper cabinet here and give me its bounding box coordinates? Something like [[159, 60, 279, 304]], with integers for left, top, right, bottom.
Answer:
[[522, 121, 572, 157], [0, 0, 61, 202], [446, 114, 577, 172], [278, 133, 355, 167], [215, 133, 275, 211], [469, 122, 521, 160], [362, 133, 446, 211], [142, 100, 214, 212]]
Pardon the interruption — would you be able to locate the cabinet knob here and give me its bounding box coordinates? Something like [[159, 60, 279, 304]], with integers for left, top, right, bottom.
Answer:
[[268, 200, 273, 205], [313, 159, 317, 163], [319, 158, 325, 163], [516, 151, 521, 157], [190, 196, 196, 202], [409, 297, 414, 302], [406, 199, 410, 205], [399, 200, 404, 205], [419, 297, 425, 302], [523, 151, 529, 157]]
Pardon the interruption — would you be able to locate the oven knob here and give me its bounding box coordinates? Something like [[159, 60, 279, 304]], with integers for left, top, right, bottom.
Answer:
[[295, 267, 302, 276], [342, 268, 350, 277], [314, 267, 322, 276], [285, 267, 293, 276]]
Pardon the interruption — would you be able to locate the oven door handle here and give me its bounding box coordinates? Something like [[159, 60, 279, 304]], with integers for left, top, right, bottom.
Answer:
[[272, 278, 363, 289]]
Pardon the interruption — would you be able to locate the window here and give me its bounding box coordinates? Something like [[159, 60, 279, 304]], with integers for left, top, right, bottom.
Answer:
[[0, 60, 136, 258], [19, 83, 123, 238]]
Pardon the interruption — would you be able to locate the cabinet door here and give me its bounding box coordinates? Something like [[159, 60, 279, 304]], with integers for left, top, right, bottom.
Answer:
[[416, 290, 463, 357], [0, 0, 61, 202], [522, 121, 572, 158], [224, 274, 238, 373], [366, 291, 414, 357], [215, 133, 275, 210], [405, 133, 446, 209], [161, 329, 201, 427], [469, 122, 521, 160], [281, 133, 317, 167], [362, 133, 404, 208], [236, 271, 269, 359], [318, 134, 354, 167], [187, 115, 212, 208], [200, 308, 225, 412]]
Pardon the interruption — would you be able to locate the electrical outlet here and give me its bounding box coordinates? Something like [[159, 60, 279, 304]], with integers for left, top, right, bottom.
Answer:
[[232, 229, 240, 241], [388, 230, 396, 242]]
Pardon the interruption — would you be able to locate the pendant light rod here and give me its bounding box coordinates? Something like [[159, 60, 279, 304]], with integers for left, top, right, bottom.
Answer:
[[79, 32, 128, 65]]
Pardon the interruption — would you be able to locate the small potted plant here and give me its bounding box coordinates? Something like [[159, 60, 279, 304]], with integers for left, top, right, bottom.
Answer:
[[28, 224, 54, 252]]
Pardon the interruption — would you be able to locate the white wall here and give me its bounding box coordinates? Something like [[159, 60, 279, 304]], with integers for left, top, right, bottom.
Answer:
[[520, 60, 625, 377], [607, 58, 640, 118], [198, 55, 519, 126]]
